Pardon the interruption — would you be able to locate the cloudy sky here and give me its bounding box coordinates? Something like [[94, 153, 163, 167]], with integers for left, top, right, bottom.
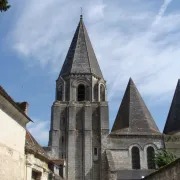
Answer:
[[1, 0, 180, 146]]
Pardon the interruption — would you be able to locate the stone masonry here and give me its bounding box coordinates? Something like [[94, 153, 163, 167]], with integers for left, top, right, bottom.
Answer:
[[46, 15, 180, 180]]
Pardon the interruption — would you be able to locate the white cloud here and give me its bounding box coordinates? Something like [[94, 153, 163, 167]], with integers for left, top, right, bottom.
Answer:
[[7, 0, 180, 141], [27, 119, 50, 146], [10, 0, 180, 101], [87, 1, 106, 21], [152, 0, 173, 26]]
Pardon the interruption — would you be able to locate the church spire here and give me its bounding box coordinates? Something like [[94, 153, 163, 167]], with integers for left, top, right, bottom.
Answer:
[[59, 16, 104, 79], [163, 79, 180, 134], [111, 78, 160, 135]]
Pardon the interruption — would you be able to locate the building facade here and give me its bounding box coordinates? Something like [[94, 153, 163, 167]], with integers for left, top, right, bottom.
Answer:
[[0, 87, 30, 180], [0, 86, 63, 180], [47, 16, 180, 180]]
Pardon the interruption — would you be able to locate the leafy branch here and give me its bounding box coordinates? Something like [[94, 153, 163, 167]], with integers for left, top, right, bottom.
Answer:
[[154, 149, 177, 168], [0, 0, 11, 12]]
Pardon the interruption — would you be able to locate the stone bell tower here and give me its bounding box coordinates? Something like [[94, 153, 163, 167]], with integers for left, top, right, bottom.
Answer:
[[48, 15, 109, 180]]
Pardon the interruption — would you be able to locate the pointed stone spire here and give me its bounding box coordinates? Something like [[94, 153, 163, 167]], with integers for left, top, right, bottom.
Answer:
[[163, 80, 180, 134], [59, 16, 104, 79], [111, 78, 160, 135]]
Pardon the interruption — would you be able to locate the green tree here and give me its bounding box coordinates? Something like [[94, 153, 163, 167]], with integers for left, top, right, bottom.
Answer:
[[0, 0, 11, 12], [154, 149, 177, 168]]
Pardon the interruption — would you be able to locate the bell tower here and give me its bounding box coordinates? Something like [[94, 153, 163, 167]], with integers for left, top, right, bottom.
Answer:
[[48, 15, 109, 180]]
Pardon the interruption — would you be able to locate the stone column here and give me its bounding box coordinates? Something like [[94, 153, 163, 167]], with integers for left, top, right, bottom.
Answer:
[[99, 102, 109, 180], [67, 102, 76, 180], [63, 161, 66, 179], [26, 164, 32, 180], [49, 104, 61, 159], [84, 102, 92, 180], [41, 170, 49, 180]]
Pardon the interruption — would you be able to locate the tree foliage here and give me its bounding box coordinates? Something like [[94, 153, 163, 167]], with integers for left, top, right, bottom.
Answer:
[[0, 0, 11, 12], [154, 149, 177, 168]]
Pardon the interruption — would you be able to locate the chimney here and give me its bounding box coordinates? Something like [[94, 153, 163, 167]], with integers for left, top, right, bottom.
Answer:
[[16, 102, 29, 115]]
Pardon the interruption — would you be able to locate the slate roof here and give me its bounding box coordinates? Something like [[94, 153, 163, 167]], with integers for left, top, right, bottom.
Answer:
[[111, 78, 160, 135], [163, 80, 180, 134], [60, 15, 103, 79]]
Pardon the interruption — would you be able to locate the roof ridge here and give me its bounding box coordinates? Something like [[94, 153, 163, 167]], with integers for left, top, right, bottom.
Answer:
[[81, 19, 92, 74]]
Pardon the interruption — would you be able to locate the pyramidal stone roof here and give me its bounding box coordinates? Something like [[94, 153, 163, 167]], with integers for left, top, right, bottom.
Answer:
[[60, 15, 103, 79], [163, 80, 180, 134], [111, 78, 160, 135]]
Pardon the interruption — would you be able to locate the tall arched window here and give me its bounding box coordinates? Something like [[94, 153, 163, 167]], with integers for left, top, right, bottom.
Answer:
[[57, 84, 63, 101], [147, 147, 155, 169], [94, 84, 98, 101], [100, 84, 105, 101], [78, 84, 85, 101], [132, 147, 140, 169]]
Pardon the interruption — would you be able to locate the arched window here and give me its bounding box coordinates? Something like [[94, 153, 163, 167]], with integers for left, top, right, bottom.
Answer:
[[57, 84, 63, 101], [147, 147, 155, 169], [94, 84, 98, 101], [77, 84, 85, 101], [100, 84, 105, 101], [132, 147, 140, 169]]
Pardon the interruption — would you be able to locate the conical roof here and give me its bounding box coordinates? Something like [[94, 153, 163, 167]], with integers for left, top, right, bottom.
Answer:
[[163, 80, 180, 134], [111, 78, 160, 135], [60, 15, 103, 79]]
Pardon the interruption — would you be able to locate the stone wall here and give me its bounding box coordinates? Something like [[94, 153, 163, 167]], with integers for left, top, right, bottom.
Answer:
[[105, 135, 164, 180], [0, 143, 25, 180], [0, 108, 26, 180], [0, 109, 26, 154], [105, 135, 163, 171], [144, 158, 180, 180], [164, 135, 180, 157], [26, 153, 49, 180]]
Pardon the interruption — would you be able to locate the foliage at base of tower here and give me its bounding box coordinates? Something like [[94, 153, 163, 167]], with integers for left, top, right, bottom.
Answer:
[[0, 0, 11, 12], [154, 149, 177, 168]]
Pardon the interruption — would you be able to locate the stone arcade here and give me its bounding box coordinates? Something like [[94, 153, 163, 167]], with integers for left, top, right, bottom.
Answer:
[[45, 16, 180, 180]]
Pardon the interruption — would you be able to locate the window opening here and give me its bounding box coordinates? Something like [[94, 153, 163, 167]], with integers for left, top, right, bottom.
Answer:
[[132, 147, 140, 169], [57, 85, 63, 101], [94, 148, 98, 156], [32, 171, 41, 180], [100, 84, 105, 101], [147, 147, 155, 169], [78, 84, 85, 101]]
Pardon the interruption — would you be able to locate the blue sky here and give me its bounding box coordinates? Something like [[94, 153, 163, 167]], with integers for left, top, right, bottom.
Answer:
[[1, 0, 180, 146]]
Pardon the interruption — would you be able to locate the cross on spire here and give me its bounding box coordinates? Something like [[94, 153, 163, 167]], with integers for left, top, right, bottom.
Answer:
[[80, 7, 83, 19]]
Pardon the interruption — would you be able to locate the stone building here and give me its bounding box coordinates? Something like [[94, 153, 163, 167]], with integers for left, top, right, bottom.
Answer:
[[46, 15, 180, 180], [0, 86, 31, 180], [26, 130, 65, 180], [0, 86, 63, 180]]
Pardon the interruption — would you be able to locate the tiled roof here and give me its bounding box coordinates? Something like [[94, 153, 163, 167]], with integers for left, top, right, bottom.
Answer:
[[25, 130, 49, 160]]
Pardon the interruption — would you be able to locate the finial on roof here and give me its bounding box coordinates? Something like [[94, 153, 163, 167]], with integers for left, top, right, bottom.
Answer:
[[80, 7, 83, 20]]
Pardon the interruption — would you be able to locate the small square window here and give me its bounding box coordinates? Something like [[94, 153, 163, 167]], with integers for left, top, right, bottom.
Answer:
[[94, 148, 98, 156]]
